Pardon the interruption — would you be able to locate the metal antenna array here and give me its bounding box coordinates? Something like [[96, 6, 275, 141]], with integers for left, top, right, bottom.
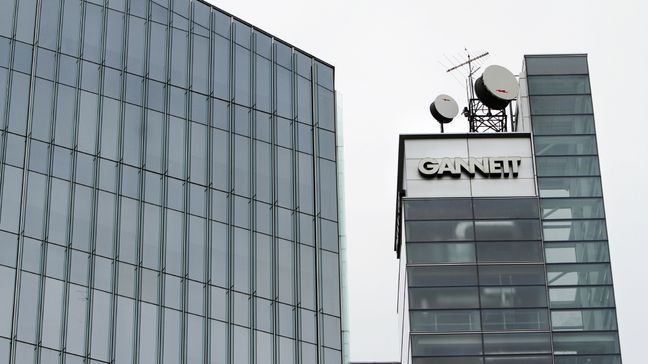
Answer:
[[446, 51, 515, 133]]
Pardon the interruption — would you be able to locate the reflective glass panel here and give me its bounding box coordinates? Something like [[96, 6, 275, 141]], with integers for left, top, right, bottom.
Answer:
[[549, 286, 615, 308], [541, 198, 604, 219], [532, 115, 595, 136], [553, 332, 620, 355], [545, 242, 610, 263], [481, 309, 549, 331], [552, 309, 618, 331], [483, 333, 551, 355], [480, 286, 548, 308], [409, 287, 479, 309], [528, 75, 590, 95], [404, 199, 473, 220], [407, 243, 476, 264], [526, 56, 588, 75], [408, 266, 477, 287], [543, 220, 607, 241], [534, 136, 597, 156], [406, 221, 475, 242], [411, 334, 482, 357], [547, 264, 612, 286], [410, 310, 481, 333], [538, 177, 602, 198]]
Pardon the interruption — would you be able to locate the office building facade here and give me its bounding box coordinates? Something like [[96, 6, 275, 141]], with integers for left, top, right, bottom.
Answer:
[[0, 0, 343, 363], [395, 55, 621, 364]]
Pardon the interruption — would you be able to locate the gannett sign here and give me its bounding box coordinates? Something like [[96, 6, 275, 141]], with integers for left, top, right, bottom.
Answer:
[[418, 157, 522, 178]]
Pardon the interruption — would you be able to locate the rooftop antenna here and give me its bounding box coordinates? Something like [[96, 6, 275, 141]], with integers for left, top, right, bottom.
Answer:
[[429, 94, 459, 133], [446, 50, 518, 133]]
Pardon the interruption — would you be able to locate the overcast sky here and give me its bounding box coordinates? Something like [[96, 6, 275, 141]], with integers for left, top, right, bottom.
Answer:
[[209, 0, 647, 361]]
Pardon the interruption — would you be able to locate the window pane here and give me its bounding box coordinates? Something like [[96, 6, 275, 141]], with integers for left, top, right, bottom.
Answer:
[[543, 220, 607, 241], [476, 242, 543, 263], [534, 136, 597, 156], [321, 250, 340, 316], [411, 334, 482, 357], [41, 278, 63, 348], [483, 333, 551, 355], [545, 242, 610, 263], [407, 243, 476, 264], [541, 198, 604, 220], [480, 286, 548, 308], [552, 309, 617, 331], [547, 264, 612, 286], [526, 56, 588, 75], [538, 177, 602, 198], [277, 66, 292, 118], [532, 115, 595, 136], [481, 309, 549, 331], [139, 302, 158, 364], [408, 266, 478, 287], [170, 28, 188, 87], [8, 71, 30, 134], [554, 355, 621, 364], [404, 199, 473, 220], [319, 158, 337, 220], [474, 220, 541, 241], [410, 310, 481, 333], [317, 86, 335, 132], [61, 0, 81, 56], [484, 356, 551, 364], [528, 75, 590, 95], [0, 266, 16, 337], [531, 95, 592, 115], [473, 198, 539, 219], [83, 4, 103, 63], [409, 287, 479, 309], [66, 284, 88, 355], [550, 286, 615, 308], [406, 221, 474, 242], [413, 357, 483, 364], [276, 146, 292, 207], [479, 265, 546, 286], [553, 332, 620, 355]]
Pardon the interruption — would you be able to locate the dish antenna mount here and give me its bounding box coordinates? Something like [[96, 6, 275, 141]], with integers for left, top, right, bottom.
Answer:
[[446, 51, 518, 133]]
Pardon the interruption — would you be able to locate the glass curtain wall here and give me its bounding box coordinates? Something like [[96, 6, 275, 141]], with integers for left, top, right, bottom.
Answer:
[[0, 0, 341, 363], [404, 197, 552, 364], [527, 54, 621, 364]]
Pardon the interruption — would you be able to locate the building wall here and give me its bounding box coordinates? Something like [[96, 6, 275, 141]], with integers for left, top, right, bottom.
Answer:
[[0, 0, 342, 363], [526, 54, 621, 364], [395, 55, 622, 364]]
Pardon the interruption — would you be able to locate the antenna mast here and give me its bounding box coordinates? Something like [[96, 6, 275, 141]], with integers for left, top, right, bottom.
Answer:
[[446, 51, 515, 133]]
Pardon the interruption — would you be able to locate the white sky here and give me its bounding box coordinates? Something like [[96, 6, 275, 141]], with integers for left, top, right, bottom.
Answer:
[[210, 0, 648, 361]]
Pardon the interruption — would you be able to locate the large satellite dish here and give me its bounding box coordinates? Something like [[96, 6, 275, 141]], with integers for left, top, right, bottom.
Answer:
[[430, 94, 459, 124], [475, 65, 519, 110]]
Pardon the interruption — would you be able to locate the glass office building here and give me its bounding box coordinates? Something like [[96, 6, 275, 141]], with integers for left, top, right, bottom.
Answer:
[[394, 55, 621, 364], [0, 0, 343, 363]]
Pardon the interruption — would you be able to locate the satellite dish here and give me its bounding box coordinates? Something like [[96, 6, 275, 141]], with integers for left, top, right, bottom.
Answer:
[[475, 65, 519, 110], [430, 94, 459, 124]]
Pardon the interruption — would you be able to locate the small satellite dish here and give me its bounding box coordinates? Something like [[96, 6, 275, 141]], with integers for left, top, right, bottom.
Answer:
[[430, 94, 459, 124], [475, 65, 519, 110]]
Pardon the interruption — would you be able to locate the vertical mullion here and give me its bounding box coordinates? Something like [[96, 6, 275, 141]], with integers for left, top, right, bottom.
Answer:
[[181, 3, 191, 364], [108, 3, 129, 363], [13, 0, 45, 362], [270, 39, 279, 364], [157, 0, 173, 362], [132, 1, 153, 363], [311, 63, 325, 364], [59, 0, 85, 361], [205, 6, 215, 364], [290, 49, 300, 364], [226, 15, 234, 364]]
